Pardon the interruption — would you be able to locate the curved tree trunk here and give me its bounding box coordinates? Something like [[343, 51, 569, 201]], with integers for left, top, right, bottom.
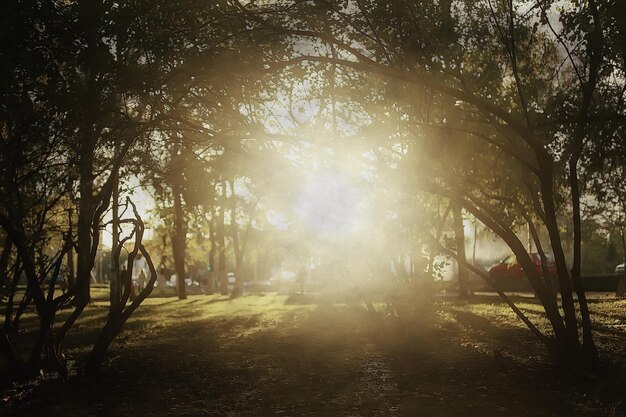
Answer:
[[569, 156, 596, 357], [86, 221, 158, 376], [538, 170, 580, 356], [458, 193, 568, 341]]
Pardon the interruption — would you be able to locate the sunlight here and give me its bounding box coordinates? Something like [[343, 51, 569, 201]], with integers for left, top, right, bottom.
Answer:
[[294, 173, 362, 235], [266, 210, 289, 231]]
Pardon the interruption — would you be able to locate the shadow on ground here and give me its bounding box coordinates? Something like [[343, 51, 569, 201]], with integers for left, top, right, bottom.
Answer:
[[2, 293, 625, 416]]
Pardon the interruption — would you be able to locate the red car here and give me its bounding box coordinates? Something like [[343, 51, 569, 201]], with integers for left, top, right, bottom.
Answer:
[[488, 253, 557, 282]]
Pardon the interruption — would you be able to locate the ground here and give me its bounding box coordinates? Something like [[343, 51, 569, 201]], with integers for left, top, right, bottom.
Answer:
[[2, 288, 626, 416]]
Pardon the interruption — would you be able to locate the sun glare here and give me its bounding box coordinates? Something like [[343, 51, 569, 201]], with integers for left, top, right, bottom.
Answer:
[[101, 185, 155, 249], [294, 173, 362, 235]]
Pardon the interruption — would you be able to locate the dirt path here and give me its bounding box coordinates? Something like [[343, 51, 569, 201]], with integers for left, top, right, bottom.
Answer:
[[2, 294, 621, 416]]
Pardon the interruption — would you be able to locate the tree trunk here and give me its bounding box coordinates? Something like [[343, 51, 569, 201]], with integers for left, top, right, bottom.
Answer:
[[525, 215, 556, 297], [12, 290, 30, 334], [87, 230, 158, 375], [217, 191, 228, 295], [207, 216, 216, 295], [0, 327, 18, 375], [452, 202, 471, 298], [75, 148, 96, 307], [459, 195, 568, 341], [569, 156, 596, 356], [472, 223, 477, 266], [171, 184, 187, 300], [428, 203, 451, 277], [26, 308, 55, 372], [229, 180, 243, 298], [109, 169, 120, 312], [85, 317, 120, 375], [619, 227, 626, 265], [57, 186, 103, 348], [0, 237, 12, 291], [3, 260, 21, 333], [66, 246, 75, 290], [538, 170, 580, 350]]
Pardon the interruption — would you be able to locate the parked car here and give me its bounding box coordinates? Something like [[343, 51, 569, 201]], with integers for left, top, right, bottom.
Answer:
[[616, 263, 625, 274], [488, 252, 557, 282]]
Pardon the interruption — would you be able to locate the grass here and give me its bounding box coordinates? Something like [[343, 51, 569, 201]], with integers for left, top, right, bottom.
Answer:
[[2, 288, 626, 416]]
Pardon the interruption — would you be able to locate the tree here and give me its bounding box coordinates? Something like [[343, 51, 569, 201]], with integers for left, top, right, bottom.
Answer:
[[85, 199, 158, 375], [240, 0, 625, 365], [0, 0, 260, 381]]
